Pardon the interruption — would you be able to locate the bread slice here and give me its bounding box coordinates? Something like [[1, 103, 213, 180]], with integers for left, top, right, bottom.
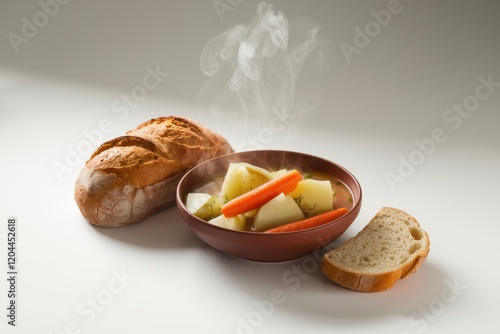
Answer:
[[321, 207, 430, 292]]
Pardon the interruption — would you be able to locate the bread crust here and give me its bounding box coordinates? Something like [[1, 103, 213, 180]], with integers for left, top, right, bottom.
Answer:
[[74, 116, 233, 227], [321, 207, 430, 292]]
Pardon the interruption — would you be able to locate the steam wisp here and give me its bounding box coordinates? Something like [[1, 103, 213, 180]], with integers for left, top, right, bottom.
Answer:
[[199, 2, 327, 141]]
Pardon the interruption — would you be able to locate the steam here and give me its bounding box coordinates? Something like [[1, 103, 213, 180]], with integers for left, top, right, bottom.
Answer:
[[199, 2, 327, 139]]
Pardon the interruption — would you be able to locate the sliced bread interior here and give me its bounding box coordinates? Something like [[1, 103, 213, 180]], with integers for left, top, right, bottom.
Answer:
[[321, 207, 430, 292]]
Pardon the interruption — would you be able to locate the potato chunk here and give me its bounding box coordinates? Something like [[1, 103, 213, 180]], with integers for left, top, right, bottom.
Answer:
[[220, 163, 272, 201], [208, 214, 247, 231], [289, 179, 333, 216], [252, 193, 304, 232]]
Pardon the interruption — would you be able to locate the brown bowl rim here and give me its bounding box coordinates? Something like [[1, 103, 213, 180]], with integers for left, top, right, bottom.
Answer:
[[176, 149, 362, 235]]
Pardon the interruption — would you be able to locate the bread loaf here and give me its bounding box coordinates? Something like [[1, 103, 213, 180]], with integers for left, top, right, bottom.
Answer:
[[321, 207, 430, 292], [74, 116, 233, 227]]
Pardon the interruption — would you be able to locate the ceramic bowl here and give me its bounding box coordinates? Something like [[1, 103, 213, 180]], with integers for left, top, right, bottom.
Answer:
[[176, 150, 362, 262]]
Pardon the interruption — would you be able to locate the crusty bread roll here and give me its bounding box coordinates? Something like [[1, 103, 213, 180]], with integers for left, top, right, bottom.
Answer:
[[321, 207, 430, 292], [74, 116, 233, 227]]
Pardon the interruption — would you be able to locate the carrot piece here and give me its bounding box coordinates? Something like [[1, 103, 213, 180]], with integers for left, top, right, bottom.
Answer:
[[264, 207, 349, 233], [220, 169, 303, 217]]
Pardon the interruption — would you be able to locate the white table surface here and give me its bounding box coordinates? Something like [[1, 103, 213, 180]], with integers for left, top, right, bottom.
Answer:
[[1, 1, 499, 333]]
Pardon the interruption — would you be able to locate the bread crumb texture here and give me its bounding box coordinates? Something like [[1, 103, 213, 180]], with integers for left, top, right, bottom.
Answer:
[[332, 209, 424, 272], [321, 207, 430, 292]]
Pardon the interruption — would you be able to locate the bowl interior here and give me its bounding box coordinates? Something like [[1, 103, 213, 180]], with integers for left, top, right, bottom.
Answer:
[[176, 150, 362, 262]]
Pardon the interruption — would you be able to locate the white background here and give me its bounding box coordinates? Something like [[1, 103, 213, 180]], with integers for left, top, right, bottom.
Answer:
[[1, 1, 499, 333]]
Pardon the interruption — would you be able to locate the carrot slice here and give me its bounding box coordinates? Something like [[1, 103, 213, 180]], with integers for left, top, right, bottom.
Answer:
[[264, 207, 349, 233], [220, 169, 303, 217]]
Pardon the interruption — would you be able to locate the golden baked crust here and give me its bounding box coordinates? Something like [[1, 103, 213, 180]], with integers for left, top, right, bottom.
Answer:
[[74, 116, 233, 227]]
